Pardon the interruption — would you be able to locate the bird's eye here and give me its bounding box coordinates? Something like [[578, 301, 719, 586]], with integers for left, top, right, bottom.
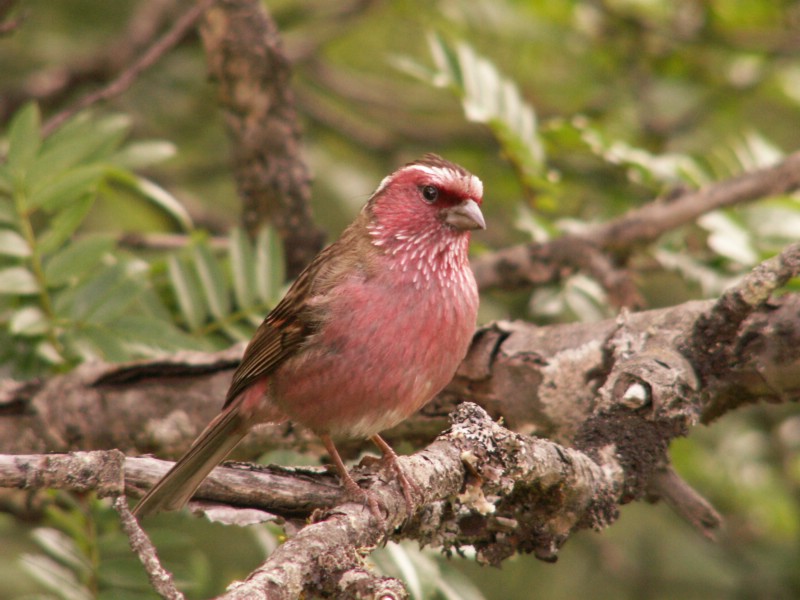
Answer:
[[421, 185, 439, 203]]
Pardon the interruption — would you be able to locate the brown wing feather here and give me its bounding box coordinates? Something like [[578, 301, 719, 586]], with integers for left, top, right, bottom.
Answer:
[[223, 217, 373, 407], [223, 256, 319, 405]]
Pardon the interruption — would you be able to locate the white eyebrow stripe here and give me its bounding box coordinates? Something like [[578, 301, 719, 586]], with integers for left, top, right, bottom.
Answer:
[[405, 165, 461, 181], [374, 164, 483, 199], [468, 175, 484, 199], [375, 174, 393, 195]]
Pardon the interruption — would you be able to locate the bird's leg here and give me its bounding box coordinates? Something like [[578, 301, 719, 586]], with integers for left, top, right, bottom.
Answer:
[[320, 434, 383, 521], [370, 434, 420, 513]]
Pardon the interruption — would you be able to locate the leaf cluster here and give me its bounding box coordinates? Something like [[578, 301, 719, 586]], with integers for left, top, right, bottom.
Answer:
[[0, 105, 284, 376], [2, 1, 800, 599]]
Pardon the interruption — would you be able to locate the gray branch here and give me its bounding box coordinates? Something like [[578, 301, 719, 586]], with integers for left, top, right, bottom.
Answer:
[[471, 152, 800, 301], [113, 495, 185, 600], [199, 0, 326, 278], [1, 245, 799, 598]]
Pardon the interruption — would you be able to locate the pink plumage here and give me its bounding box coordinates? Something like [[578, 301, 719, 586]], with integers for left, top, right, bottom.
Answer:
[[134, 154, 485, 518]]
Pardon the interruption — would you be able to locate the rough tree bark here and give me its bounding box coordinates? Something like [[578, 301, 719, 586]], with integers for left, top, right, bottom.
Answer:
[[4, 281, 798, 460], [1, 2, 799, 598], [199, 0, 326, 279], [1, 245, 799, 597], [471, 151, 800, 307]]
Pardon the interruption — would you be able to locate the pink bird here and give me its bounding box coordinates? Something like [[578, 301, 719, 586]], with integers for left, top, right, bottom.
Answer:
[[133, 154, 485, 518]]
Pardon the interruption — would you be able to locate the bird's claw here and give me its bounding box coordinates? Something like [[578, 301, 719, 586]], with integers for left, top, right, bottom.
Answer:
[[368, 434, 420, 515], [379, 454, 420, 514], [341, 476, 387, 524]]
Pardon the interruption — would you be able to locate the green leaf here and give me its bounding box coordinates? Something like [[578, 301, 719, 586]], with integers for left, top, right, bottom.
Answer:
[[192, 241, 230, 320], [564, 274, 609, 322], [36, 339, 65, 365], [5, 103, 42, 172], [0, 266, 39, 294], [44, 235, 114, 287], [107, 315, 207, 353], [167, 254, 207, 331], [0, 198, 16, 225], [28, 163, 108, 212], [37, 195, 94, 255], [229, 227, 256, 309], [70, 326, 130, 363], [743, 198, 800, 248], [108, 169, 193, 231], [381, 543, 425, 599], [427, 31, 463, 88], [255, 227, 284, 304], [219, 320, 254, 342], [53, 260, 148, 324], [455, 39, 544, 181], [108, 140, 177, 169], [0, 164, 12, 195], [654, 248, 733, 297], [699, 210, 758, 266], [0, 228, 31, 257], [404, 35, 546, 189], [67, 260, 147, 324], [245, 311, 265, 328], [31, 113, 131, 181], [575, 122, 707, 186], [31, 527, 92, 576], [20, 553, 93, 600], [9, 306, 48, 336], [390, 54, 438, 86], [135, 283, 177, 323]]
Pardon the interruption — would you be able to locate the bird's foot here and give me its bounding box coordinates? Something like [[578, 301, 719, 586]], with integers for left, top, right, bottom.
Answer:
[[380, 453, 420, 514], [340, 474, 386, 523], [369, 435, 421, 515]]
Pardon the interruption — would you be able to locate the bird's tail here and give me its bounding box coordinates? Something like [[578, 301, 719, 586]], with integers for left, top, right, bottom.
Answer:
[[132, 403, 248, 518]]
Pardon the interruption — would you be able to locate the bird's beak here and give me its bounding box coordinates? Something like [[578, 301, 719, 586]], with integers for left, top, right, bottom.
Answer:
[[444, 199, 486, 231]]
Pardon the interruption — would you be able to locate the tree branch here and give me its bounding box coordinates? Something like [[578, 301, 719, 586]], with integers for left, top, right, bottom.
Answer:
[[113, 495, 185, 600], [0, 0, 183, 123], [2, 294, 799, 460], [687, 242, 800, 422], [472, 151, 800, 299], [0, 404, 624, 594], [0, 0, 23, 36], [646, 465, 722, 541], [199, 0, 326, 278], [2, 245, 799, 597], [41, 0, 215, 137]]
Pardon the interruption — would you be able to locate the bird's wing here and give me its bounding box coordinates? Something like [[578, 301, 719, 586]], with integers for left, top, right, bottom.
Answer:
[[223, 208, 376, 407], [222, 239, 347, 407]]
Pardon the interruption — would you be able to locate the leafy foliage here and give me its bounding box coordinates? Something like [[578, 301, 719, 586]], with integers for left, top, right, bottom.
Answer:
[[20, 493, 139, 600], [372, 542, 487, 600], [395, 33, 547, 198], [0, 105, 180, 373], [1, 1, 800, 599], [0, 105, 284, 376], [164, 227, 284, 342]]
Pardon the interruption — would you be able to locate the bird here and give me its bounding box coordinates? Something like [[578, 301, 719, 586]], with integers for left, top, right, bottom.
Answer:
[[133, 154, 485, 519]]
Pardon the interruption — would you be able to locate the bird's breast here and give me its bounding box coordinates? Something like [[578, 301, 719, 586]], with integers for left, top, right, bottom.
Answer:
[[269, 264, 478, 439]]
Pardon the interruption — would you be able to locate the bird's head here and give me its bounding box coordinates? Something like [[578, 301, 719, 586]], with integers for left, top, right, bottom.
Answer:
[[366, 154, 485, 254]]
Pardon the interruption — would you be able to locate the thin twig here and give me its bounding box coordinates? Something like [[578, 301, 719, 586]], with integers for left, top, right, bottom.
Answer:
[[472, 151, 800, 295], [118, 231, 228, 252], [41, 0, 217, 137], [1, 0, 180, 123], [113, 496, 185, 600], [647, 466, 722, 541], [199, 0, 326, 278]]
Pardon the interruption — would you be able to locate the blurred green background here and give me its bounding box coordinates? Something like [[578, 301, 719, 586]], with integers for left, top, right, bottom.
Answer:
[[1, 0, 799, 598]]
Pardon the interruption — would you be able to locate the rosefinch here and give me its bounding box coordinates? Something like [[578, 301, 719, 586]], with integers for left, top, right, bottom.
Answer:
[[133, 154, 485, 518]]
